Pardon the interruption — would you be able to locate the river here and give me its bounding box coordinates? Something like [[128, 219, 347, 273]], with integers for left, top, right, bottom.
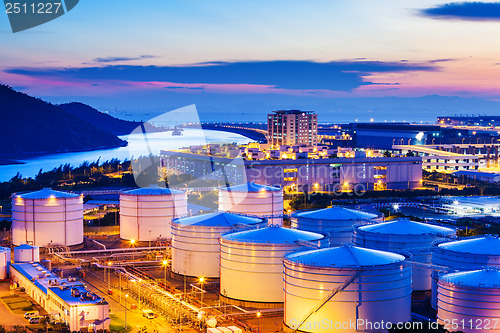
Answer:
[[0, 128, 251, 182]]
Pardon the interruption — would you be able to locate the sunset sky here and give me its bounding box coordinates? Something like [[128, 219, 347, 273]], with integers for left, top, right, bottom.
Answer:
[[2, 0, 500, 122]]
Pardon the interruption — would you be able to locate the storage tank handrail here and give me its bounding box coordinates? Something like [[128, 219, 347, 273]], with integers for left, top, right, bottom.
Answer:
[[293, 270, 363, 332]]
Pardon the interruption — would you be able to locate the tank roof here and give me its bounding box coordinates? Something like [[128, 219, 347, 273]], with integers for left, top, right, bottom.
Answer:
[[286, 245, 406, 268], [15, 188, 79, 199], [359, 219, 455, 235], [15, 244, 39, 250], [438, 235, 500, 255], [296, 207, 378, 220], [440, 268, 500, 288], [123, 185, 184, 196], [173, 212, 262, 227], [222, 226, 322, 244], [220, 182, 282, 193]]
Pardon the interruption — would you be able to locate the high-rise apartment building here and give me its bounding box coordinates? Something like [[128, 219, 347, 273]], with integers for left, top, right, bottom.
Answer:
[[267, 110, 318, 146]]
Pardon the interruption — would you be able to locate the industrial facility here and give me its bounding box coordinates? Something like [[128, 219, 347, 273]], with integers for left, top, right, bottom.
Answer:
[[11, 189, 84, 248], [218, 182, 284, 226], [171, 212, 264, 279], [120, 185, 188, 242], [291, 207, 381, 245], [2, 185, 500, 333], [283, 245, 412, 333], [354, 219, 456, 290]]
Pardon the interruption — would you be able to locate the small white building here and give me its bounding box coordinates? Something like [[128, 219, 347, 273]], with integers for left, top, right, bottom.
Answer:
[[11, 262, 109, 331]]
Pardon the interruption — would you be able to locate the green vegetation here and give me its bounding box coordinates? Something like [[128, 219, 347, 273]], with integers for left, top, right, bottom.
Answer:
[[1, 296, 34, 315], [0, 84, 126, 156]]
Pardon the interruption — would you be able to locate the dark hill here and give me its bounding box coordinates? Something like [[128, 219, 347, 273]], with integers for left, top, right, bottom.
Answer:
[[0, 84, 126, 156], [59, 102, 141, 135]]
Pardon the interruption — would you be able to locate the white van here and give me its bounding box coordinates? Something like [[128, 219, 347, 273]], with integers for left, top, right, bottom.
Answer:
[[24, 311, 39, 319]]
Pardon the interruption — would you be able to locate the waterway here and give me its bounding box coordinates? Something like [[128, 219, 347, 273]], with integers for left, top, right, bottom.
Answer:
[[0, 129, 251, 182]]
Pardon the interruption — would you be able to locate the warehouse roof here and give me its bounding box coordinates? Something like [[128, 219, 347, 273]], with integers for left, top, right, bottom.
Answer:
[[11, 263, 105, 305]]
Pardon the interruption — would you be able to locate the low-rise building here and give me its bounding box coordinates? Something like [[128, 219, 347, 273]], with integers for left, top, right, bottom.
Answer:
[[160, 150, 422, 191], [10, 262, 109, 331]]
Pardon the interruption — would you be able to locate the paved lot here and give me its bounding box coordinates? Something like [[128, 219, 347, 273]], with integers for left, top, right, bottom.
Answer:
[[0, 282, 32, 327]]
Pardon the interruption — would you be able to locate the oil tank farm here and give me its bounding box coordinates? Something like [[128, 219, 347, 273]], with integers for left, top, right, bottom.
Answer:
[[13, 244, 40, 263], [431, 235, 500, 309], [120, 185, 188, 242], [283, 245, 412, 333], [0, 247, 10, 280], [354, 219, 456, 290], [219, 226, 324, 307], [218, 182, 283, 226], [292, 207, 381, 245], [11, 189, 84, 247], [171, 212, 264, 279], [437, 268, 500, 333]]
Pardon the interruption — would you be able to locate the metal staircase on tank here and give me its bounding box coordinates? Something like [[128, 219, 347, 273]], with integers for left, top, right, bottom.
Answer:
[[293, 270, 363, 332]]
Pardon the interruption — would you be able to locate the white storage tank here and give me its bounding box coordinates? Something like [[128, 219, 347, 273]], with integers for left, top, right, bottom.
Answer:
[[354, 219, 456, 290], [292, 207, 382, 245], [284, 245, 412, 333], [14, 244, 40, 263], [171, 212, 265, 279], [220, 226, 324, 306], [437, 268, 500, 333], [219, 182, 283, 226], [11, 189, 84, 247], [120, 185, 187, 242], [0, 247, 10, 280], [431, 235, 500, 309]]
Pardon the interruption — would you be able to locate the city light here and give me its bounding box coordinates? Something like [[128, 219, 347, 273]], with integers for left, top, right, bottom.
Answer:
[[130, 239, 136, 245], [393, 204, 400, 210]]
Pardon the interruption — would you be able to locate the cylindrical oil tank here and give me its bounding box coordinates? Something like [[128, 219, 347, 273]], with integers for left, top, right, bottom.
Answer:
[[354, 219, 456, 290], [11, 189, 83, 247], [0, 247, 10, 279], [14, 244, 40, 263], [292, 207, 382, 245], [219, 226, 324, 306], [437, 268, 500, 333], [120, 185, 187, 242], [284, 245, 412, 333], [219, 182, 283, 226], [431, 235, 500, 309], [171, 212, 265, 279]]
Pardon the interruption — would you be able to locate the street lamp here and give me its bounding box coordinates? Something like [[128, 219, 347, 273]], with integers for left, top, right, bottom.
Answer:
[[124, 294, 128, 329], [393, 204, 399, 211], [162, 260, 168, 288], [257, 311, 261, 333], [107, 262, 112, 291], [138, 279, 142, 310], [199, 277, 205, 304]]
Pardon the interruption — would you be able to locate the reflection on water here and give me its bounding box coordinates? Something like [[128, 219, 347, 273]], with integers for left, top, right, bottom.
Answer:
[[0, 129, 250, 182]]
